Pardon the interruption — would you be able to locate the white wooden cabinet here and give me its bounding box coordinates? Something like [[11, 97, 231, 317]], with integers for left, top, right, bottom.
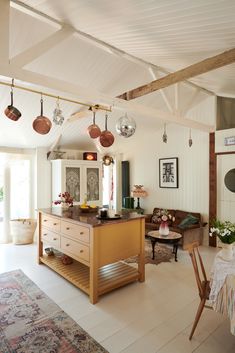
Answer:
[[51, 159, 102, 206]]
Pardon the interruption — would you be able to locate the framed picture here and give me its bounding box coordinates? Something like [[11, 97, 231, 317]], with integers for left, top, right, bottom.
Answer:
[[159, 157, 178, 188]]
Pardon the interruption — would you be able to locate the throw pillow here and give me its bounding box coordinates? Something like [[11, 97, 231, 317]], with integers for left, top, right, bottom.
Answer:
[[178, 214, 199, 229]]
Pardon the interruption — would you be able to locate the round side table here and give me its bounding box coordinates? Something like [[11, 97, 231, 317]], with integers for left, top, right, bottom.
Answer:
[[147, 230, 182, 262]]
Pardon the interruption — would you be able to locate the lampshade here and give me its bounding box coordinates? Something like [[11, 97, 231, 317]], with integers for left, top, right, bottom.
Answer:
[[131, 185, 148, 198]]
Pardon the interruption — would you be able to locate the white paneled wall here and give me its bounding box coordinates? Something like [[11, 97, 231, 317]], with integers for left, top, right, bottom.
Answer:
[[121, 124, 209, 230], [217, 154, 235, 223]]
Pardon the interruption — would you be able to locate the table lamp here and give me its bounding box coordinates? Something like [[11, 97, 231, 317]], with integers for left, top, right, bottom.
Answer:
[[131, 185, 148, 209]]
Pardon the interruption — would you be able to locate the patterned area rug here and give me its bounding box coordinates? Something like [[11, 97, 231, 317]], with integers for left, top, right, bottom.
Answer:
[[0, 269, 108, 353], [125, 239, 174, 265]]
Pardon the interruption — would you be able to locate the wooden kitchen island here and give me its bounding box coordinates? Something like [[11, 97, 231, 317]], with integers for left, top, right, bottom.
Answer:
[[38, 207, 145, 303]]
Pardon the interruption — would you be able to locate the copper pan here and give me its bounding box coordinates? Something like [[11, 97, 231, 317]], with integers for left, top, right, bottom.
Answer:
[[4, 90, 21, 121], [99, 114, 114, 147], [33, 98, 52, 135], [87, 111, 101, 139]]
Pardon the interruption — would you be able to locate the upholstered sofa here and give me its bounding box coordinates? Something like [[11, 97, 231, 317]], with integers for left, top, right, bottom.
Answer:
[[145, 208, 206, 249]]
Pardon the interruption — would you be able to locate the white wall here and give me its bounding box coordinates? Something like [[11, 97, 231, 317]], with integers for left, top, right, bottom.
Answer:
[[121, 125, 209, 225]]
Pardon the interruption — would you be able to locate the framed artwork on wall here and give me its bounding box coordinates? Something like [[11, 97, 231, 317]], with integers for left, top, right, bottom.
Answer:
[[159, 157, 178, 188]]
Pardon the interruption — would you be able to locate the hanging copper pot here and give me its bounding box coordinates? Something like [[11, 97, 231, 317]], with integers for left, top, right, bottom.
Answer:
[[4, 84, 21, 121], [99, 114, 114, 147], [87, 111, 101, 138], [32, 97, 52, 135]]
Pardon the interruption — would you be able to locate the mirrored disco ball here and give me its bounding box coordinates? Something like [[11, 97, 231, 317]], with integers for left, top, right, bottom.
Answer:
[[53, 108, 64, 126], [115, 113, 136, 138]]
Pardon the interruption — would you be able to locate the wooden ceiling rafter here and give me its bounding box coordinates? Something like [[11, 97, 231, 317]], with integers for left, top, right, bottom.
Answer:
[[117, 48, 235, 101]]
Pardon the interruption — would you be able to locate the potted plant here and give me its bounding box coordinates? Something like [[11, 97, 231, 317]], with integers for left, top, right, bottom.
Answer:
[[53, 192, 73, 208], [210, 220, 235, 260]]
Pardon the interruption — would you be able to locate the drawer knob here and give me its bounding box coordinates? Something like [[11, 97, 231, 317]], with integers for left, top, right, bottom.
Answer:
[[43, 233, 47, 236], [80, 249, 84, 253], [53, 223, 57, 226], [66, 243, 70, 247], [53, 238, 57, 241], [66, 227, 70, 230], [80, 232, 84, 235], [43, 220, 47, 222]]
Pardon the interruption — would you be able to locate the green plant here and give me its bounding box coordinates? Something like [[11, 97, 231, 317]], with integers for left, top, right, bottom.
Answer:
[[0, 186, 3, 202], [210, 219, 235, 244]]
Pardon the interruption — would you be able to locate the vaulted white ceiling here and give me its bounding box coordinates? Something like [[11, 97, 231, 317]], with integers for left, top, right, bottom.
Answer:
[[0, 0, 234, 151]]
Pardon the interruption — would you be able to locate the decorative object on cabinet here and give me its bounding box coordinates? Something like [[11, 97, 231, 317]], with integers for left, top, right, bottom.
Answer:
[[99, 114, 115, 147], [115, 112, 136, 138], [83, 152, 97, 161], [131, 185, 148, 209], [51, 159, 103, 206], [45, 247, 54, 256], [159, 157, 178, 188], [102, 155, 114, 166]]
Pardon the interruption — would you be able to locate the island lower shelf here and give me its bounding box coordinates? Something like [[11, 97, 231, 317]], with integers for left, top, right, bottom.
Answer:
[[40, 255, 139, 295]]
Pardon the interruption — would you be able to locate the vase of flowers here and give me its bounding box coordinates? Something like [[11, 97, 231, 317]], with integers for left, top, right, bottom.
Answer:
[[53, 192, 73, 208], [154, 209, 175, 236], [210, 220, 235, 261]]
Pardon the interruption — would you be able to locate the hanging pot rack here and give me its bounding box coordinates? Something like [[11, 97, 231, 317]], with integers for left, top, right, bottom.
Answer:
[[0, 79, 112, 113]]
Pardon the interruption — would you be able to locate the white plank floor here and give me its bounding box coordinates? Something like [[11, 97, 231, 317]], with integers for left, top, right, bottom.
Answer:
[[1, 243, 235, 353]]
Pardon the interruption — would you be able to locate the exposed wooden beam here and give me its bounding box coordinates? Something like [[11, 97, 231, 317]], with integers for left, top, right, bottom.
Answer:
[[0, 0, 10, 64], [117, 48, 235, 101], [11, 25, 75, 67]]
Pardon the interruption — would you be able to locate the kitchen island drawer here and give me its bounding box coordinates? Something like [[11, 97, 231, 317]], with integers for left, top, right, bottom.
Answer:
[[61, 221, 90, 243], [61, 236, 90, 263]]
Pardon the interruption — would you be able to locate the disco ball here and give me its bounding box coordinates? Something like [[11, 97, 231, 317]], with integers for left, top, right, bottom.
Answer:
[[115, 113, 136, 138]]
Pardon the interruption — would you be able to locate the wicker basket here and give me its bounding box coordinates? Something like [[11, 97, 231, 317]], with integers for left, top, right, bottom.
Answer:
[[10, 219, 37, 245]]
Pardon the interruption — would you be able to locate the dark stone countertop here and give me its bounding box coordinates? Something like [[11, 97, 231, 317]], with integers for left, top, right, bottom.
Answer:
[[39, 206, 145, 228]]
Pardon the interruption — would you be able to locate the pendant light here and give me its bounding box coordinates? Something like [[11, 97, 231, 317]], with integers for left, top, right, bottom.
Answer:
[[162, 123, 167, 143], [188, 128, 193, 147]]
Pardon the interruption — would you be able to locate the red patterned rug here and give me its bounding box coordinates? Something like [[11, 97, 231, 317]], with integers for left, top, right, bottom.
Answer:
[[0, 269, 108, 353], [124, 239, 174, 265]]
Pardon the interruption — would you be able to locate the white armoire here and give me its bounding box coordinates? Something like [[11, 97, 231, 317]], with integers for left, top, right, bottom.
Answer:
[[51, 159, 103, 206]]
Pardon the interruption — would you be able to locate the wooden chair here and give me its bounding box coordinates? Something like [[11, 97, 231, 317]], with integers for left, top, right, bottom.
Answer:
[[186, 242, 212, 340]]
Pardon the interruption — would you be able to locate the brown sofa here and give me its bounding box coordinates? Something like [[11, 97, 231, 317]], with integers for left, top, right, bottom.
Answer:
[[145, 208, 206, 249]]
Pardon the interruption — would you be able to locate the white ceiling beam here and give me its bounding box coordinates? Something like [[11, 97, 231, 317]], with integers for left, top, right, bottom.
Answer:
[[0, 63, 214, 133], [11, 25, 75, 67], [181, 89, 200, 117], [148, 67, 174, 113], [0, 0, 10, 64], [174, 84, 179, 114], [10, 0, 214, 97]]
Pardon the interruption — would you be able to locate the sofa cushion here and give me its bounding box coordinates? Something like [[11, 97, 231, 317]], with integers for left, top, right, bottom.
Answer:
[[178, 214, 199, 229]]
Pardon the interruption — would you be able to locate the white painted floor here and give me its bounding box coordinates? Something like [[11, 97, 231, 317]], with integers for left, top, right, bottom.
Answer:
[[1, 242, 235, 353]]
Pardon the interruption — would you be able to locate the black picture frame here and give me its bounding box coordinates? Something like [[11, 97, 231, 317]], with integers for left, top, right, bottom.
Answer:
[[159, 157, 178, 188]]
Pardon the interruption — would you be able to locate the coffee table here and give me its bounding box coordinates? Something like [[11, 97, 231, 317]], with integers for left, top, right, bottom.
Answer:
[[147, 231, 182, 262]]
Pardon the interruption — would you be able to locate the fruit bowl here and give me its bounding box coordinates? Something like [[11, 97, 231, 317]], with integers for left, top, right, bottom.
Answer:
[[79, 205, 98, 213]]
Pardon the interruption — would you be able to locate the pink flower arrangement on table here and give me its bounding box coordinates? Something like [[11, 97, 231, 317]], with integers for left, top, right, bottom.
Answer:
[[155, 209, 175, 224], [53, 192, 73, 207]]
